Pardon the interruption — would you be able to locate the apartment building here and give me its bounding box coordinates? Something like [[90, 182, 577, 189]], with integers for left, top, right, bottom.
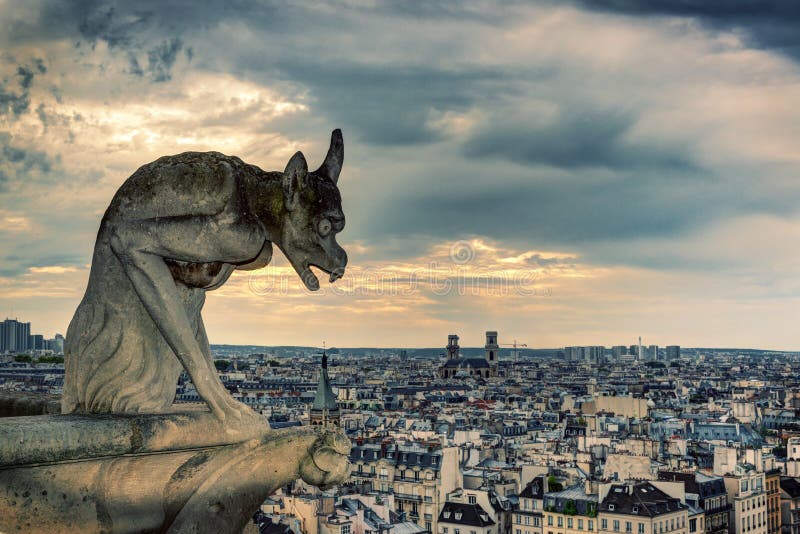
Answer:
[[542, 483, 599, 534], [659, 471, 729, 534], [349, 440, 461, 533], [779, 478, 800, 534], [515, 476, 546, 534], [767, 470, 782, 534], [722, 465, 767, 534], [598, 482, 688, 534], [439, 502, 497, 534]]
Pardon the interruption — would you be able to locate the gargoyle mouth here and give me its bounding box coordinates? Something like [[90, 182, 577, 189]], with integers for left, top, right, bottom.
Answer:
[[301, 262, 344, 290]]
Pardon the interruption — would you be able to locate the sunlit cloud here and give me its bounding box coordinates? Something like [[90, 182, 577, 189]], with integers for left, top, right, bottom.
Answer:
[[0, 1, 798, 348]]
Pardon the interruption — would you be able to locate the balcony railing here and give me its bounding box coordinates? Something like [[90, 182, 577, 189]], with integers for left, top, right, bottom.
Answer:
[[394, 492, 423, 502]]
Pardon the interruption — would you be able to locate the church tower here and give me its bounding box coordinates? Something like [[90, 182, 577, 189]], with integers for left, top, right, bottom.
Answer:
[[446, 334, 460, 360], [309, 348, 340, 427], [485, 331, 499, 376]]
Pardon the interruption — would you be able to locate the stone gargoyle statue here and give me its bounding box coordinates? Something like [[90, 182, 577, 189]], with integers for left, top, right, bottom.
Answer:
[[64, 129, 347, 424], [0, 130, 352, 534]]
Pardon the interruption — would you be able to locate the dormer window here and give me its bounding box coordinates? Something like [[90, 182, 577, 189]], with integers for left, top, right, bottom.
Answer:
[[444, 512, 451, 519], [455, 513, 463, 520], [609, 505, 615, 511], [632, 506, 639, 513]]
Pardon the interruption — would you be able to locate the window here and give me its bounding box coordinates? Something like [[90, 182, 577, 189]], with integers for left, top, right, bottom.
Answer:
[[601, 520, 608, 530], [589, 520, 594, 532], [455, 530, 460, 534], [568, 518, 573, 529], [469, 495, 477, 505], [689, 519, 697, 533], [639, 524, 645, 534], [626, 522, 632, 533], [342, 525, 351, 534], [579, 519, 584, 530], [525, 516, 531, 526], [614, 520, 620, 532], [426, 523, 432, 532], [549, 517, 554, 526], [559, 517, 563, 527]]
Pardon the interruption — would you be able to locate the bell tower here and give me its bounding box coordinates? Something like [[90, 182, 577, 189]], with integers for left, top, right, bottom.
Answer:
[[485, 331, 498, 376], [446, 334, 460, 360]]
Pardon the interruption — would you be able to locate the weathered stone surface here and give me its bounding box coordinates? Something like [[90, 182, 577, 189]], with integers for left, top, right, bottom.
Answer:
[[0, 413, 351, 533], [62, 130, 347, 429], [0, 408, 260, 467]]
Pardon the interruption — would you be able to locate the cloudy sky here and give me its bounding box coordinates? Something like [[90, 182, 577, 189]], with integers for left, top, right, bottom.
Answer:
[[1, 1, 799, 350]]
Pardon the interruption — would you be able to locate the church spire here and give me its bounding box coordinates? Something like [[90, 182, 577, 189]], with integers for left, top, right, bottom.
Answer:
[[310, 342, 340, 427]]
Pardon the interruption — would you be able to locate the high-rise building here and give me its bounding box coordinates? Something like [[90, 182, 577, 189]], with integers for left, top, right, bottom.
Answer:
[[666, 345, 680, 361], [49, 333, 65, 355], [648, 345, 658, 361], [31, 334, 45, 351], [0, 318, 32, 352], [612, 345, 627, 358]]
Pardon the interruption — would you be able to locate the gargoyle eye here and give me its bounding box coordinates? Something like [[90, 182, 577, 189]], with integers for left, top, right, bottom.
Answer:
[[318, 218, 332, 237]]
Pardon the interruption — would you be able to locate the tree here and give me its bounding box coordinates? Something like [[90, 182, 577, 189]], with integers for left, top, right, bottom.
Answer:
[[13, 354, 32, 363], [214, 359, 231, 371], [547, 475, 563, 492], [36, 355, 64, 364]]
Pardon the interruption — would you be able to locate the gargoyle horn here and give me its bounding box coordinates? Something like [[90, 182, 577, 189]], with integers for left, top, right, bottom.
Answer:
[[314, 129, 344, 184]]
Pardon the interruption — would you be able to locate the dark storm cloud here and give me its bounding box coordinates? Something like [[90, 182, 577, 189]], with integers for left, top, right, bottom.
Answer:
[[463, 107, 693, 170], [0, 253, 86, 278], [279, 61, 516, 146], [145, 38, 183, 82], [0, 65, 35, 118], [574, 1, 800, 62], [373, 168, 714, 247], [0, 133, 57, 192]]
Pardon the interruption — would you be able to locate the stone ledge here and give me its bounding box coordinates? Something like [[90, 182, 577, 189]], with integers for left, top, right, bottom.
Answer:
[[0, 408, 264, 468], [0, 412, 351, 533]]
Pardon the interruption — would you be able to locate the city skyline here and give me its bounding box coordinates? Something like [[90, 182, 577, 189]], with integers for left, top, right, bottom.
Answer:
[[1, 2, 799, 349]]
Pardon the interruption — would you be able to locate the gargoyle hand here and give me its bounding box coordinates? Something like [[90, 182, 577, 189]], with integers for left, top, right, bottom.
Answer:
[[298, 428, 352, 490]]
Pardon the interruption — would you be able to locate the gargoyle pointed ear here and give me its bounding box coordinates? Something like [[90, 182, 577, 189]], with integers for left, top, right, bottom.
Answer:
[[283, 151, 308, 211], [314, 129, 343, 184]]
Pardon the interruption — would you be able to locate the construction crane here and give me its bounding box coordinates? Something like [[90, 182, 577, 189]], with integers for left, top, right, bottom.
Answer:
[[500, 340, 528, 364]]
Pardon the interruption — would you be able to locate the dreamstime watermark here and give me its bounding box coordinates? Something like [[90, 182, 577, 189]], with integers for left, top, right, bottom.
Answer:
[[248, 241, 552, 298]]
